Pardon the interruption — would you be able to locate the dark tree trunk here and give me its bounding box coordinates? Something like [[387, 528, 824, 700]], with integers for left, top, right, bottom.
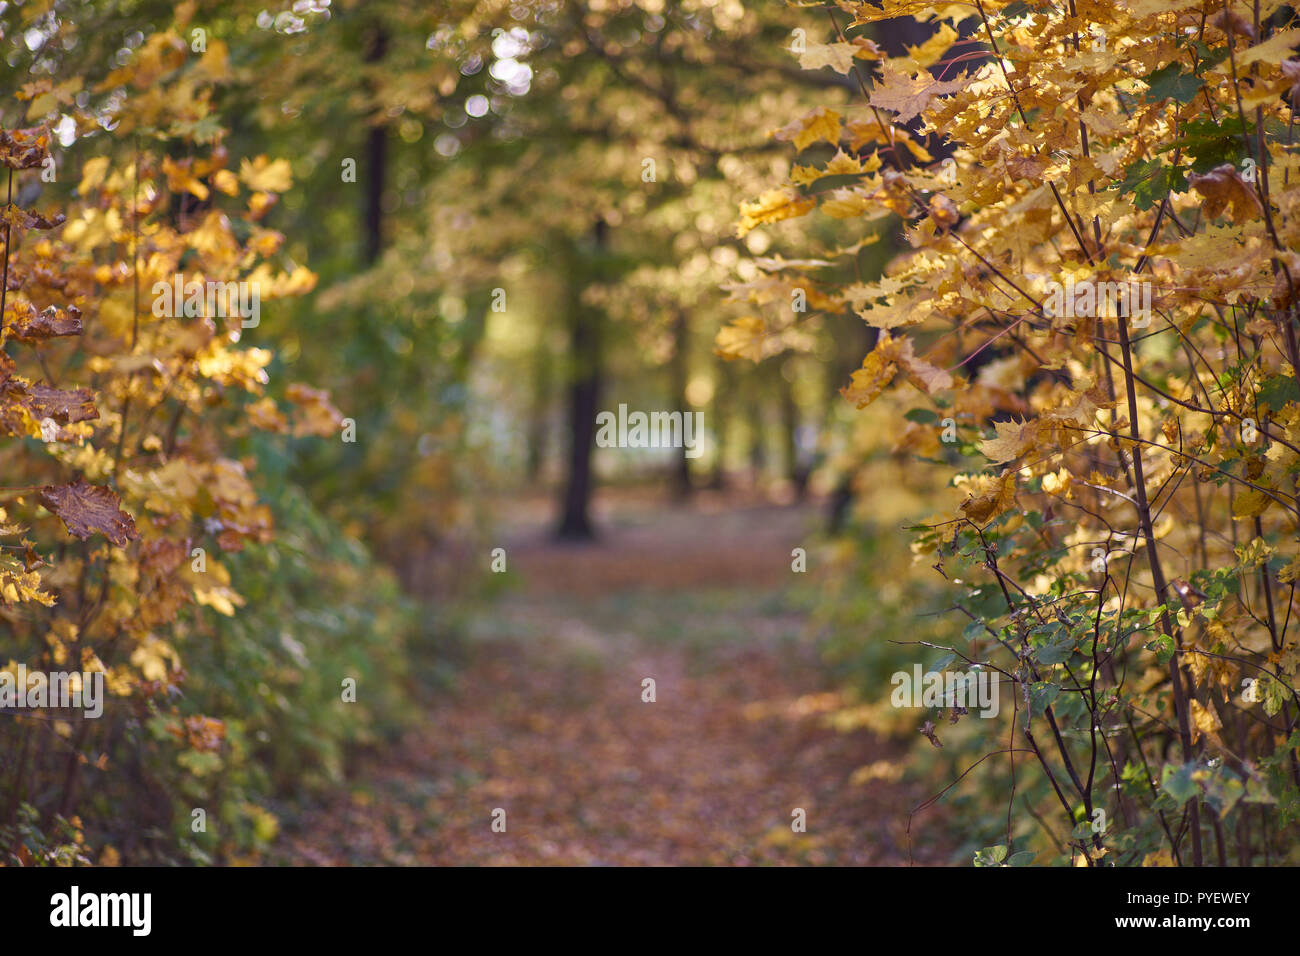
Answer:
[[556, 223, 607, 540], [670, 310, 692, 500], [363, 25, 388, 265], [708, 353, 731, 490], [747, 368, 767, 486], [825, 317, 877, 533], [779, 360, 808, 499], [557, 357, 600, 539]]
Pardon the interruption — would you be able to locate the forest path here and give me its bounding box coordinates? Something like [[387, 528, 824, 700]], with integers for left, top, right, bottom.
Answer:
[[278, 490, 945, 865]]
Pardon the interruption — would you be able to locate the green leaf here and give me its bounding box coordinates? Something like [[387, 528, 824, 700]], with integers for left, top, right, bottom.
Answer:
[[1204, 773, 1244, 818], [1165, 116, 1255, 173], [1144, 62, 1203, 104], [1116, 158, 1188, 210], [1244, 774, 1277, 805], [1145, 633, 1175, 665], [1256, 374, 1300, 415], [1161, 762, 1198, 807], [1028, 680, 1061, 718], [1035, 637, 1074, 665], [974, 844, 1008, 866]]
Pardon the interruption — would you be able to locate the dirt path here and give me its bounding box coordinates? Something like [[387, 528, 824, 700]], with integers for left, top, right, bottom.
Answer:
[[279, 492, 946, 865]]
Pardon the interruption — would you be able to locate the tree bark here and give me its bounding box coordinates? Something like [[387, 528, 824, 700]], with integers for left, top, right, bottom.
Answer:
[[747, 368, 767, 486], [778, 359, 808, 498], [709, 353, 731, 490], [670, 309, 692, 500], [363, 24, 387, 265], [556, 223, 607, 539]]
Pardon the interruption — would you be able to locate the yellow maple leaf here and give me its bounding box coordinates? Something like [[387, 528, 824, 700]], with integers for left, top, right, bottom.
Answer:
[[979, 418, 1039, 464], [238, 155, 293, 193], [714, 316, 768, 362], [959, 469, 1018, 526], [1189, 698, 1223, 744], [896, 337, 953, 394], [162, 156, 209, 200], [869, 62, 972, 124], [78, 156, 111, 195], [799, 41, 858, 75], [736, 188, 816, 237], [901, 24, 959, 71], [841, 333, 900, 408], [1231, 488, 1271, 519], [773, 106, 842, 152], [211, 168, 240, 196]]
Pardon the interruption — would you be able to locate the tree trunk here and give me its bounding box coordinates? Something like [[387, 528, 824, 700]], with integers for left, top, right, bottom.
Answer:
[[556, 223, 607, 539], [709, 353, 731, 490], [670, 310, 692, 500], [363, 25, 387, 265], [826, 317, 876, 533], [779, 359, 807, 498], [747, 367, 767, 487]]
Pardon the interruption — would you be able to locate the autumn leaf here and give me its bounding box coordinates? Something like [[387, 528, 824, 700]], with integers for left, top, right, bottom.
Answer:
[[0, 125, 51, 169], [1, 205, 67, 231], [1231, 487, 1272, 519], [7, 304, 83, 342], [896, 337, 953, 395], [238, 155, 293, 193], [0, 565, 54, 606], [40, 479, 140, 547], [715, 316, 769, 362], [900, 23, 958, 71], [285, 383, 344, 437], [868, 62, 972, 124], [77, 156, 111, 194], [172, 715, 227, 752], [27, 384, 98, 424], [820, 185, 885, 220], [162, 155, 210, 200], [959, 469, 1018, 526], [1190, 699, 1223, 744], [211, 168, 240, 196], [979, 418, 1039, 464], [736, 188, 816, 237], [791, 148, 879, 185], [842, 334, 901, 408], [773, 106, 842, 152], [799, 41, 859, 75], [1187, 164, 1263, 225]]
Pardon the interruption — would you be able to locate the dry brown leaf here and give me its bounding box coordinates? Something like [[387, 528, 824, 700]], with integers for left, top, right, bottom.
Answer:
[[1187, 164, 1263, 225], [40, 478, 140, 547]]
